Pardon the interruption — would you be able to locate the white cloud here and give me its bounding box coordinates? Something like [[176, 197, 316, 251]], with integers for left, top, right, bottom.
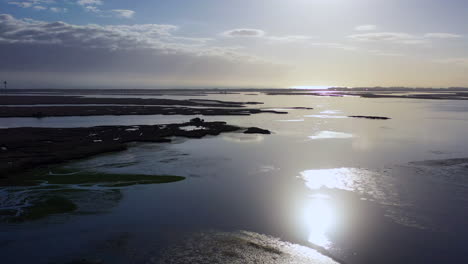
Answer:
[[8, 0, 69, 13], [84, 5, 100, 13], [355, 25, 377, 31], [110, 9, 135, 19], [222, 28, 317, 45], [349, 32, 426, 44], [8, 0, 131, 18], [50, 7, 67, 13], [222, 28, 266, 38], [0, 14, 178, 48], [424, 33, 463, 39], [349, 31, 464, 45], [77, 0, 103, 6], [8, 1, 34, 8], [33, 5, 47, 10]]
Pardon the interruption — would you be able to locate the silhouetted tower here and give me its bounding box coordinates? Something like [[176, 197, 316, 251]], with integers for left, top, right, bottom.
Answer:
[[3, 81, 6, 90]]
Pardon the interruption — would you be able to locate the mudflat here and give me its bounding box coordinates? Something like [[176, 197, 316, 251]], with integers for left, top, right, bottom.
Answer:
[[0, 119, 270, 180]]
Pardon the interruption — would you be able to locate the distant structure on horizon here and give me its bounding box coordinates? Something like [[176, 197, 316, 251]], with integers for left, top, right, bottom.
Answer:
[[3, 81, 6, 90]]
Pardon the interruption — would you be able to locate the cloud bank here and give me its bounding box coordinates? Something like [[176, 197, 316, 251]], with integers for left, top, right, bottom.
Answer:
[[0, 14, 288, 88]]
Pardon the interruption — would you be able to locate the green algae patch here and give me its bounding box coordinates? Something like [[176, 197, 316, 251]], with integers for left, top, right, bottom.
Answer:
[[1, 167, 185, 222], [16, 196, 77, 221], [10, 166, 185, 186]]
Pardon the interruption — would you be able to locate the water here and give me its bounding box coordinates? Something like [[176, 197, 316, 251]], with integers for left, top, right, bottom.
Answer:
[[1, 93, 468, 263]]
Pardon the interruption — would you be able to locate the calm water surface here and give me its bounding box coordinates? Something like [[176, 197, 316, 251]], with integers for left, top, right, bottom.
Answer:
[[1, 94, 468, 263]]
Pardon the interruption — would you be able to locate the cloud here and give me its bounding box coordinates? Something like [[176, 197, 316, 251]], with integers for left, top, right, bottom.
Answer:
[[0, 14, 185, 48], [49, 7, 67, 13], [0, 14, 287, 88], [424, 33, 463, 39], [109, 9, 135, 19], [75, 1, 136, 19], [354, 25, 377, 31], [222, 28, 266, 38], [33, 5, 47, 10], [349, 31, 464, 45], [8, 0, 68, 13], [222, 28, 316, 45], [8, 1, 35, 8], [348, 32, 426, 44], [84, 5, 100, 12], [77, 0, 103, 6], [7, 0, 130, 18], [77, 0, 103, 13]]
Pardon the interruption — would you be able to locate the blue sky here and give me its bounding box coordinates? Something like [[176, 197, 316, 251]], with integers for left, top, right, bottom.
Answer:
[[1, 0, 467, 88]]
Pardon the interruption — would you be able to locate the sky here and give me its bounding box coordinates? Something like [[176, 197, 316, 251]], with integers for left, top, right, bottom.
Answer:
[[0, 0, 467, 89]]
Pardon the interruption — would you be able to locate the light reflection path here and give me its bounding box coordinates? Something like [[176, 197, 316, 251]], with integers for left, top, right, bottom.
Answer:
[[298, 168, 370, 249], [301, 194, 337, 248], [300, 168, 361, 191]]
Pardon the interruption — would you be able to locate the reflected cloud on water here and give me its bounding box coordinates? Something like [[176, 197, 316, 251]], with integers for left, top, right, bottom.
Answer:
[[320, 110, 342, 114], [309, 131, 354, 140], [304, 115, 348, 119], [277, 119, 305, 122]]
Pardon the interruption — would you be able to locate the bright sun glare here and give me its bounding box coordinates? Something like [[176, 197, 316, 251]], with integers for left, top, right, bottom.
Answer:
[[302, 194, 337, 248]]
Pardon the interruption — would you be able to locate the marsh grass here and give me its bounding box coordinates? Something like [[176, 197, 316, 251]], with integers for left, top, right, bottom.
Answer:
[[14, 196, 77, 221], [1, 166, 185, 221]]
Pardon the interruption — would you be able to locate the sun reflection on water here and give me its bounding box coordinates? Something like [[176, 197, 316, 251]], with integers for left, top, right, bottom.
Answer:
[[298, 168, 365, 249], [301, 194, 337, 248]]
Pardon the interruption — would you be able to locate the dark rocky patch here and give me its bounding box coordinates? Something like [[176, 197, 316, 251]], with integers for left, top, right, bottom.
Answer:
[[244, 127, 271, 134], [284, 107, 314, 110], [0, 95, 256, 108], [0, 120, 257, 178], [0, 105, 287, 118], [349, 116, 391, 120], [190, 117, 205, 124]]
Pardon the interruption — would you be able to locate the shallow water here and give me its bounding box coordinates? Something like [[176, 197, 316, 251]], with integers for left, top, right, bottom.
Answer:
[[2, 93, 468, 263]]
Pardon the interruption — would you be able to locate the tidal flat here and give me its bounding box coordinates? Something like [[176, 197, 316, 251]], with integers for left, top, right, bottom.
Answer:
[[1, 90, 468, 264]]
